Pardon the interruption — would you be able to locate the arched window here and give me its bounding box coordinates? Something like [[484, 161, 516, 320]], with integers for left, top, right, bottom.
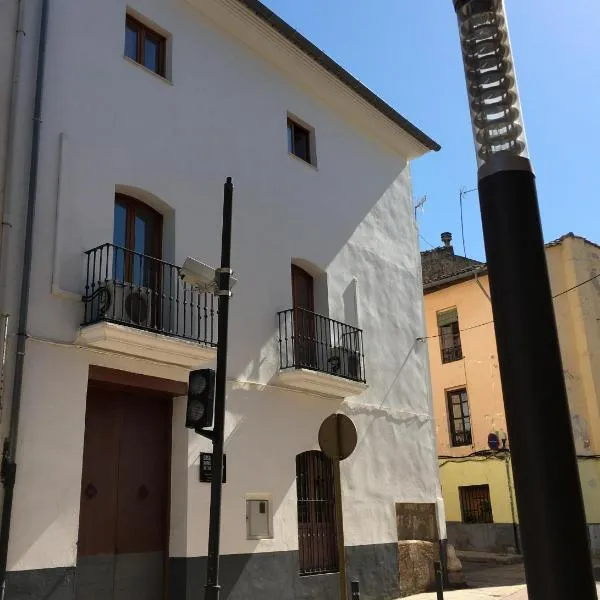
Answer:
[[295, 450, 338, 575]]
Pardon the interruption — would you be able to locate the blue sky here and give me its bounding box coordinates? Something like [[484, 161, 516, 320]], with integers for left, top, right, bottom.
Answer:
[[260, 0, 600, 261]]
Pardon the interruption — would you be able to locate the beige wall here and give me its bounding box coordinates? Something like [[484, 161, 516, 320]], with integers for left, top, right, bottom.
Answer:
[[547, 237, 600, 455], [425, 235, 600, 529], [424, 275, 506, 456]]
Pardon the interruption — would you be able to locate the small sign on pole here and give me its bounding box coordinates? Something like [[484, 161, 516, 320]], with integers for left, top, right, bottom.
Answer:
[[199, 452, 227, 483]]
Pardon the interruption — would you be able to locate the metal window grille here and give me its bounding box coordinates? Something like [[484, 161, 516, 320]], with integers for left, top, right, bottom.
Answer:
[[447, 388, 472, 447], [295, 451, 339, 575], [459, 485, 494, 524]]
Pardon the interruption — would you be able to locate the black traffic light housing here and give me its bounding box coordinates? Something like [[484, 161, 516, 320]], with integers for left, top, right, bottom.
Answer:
[[186, 369, 216, 432]]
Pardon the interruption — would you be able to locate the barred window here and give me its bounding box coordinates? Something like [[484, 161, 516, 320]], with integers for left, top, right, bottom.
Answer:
[[295, 451, 338, 575], [459, 485, 493, 523]]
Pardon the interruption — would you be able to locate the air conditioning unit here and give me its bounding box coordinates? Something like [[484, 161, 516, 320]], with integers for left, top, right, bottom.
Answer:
[[327, 346, 361, 380], [90, 281, 155, 327]]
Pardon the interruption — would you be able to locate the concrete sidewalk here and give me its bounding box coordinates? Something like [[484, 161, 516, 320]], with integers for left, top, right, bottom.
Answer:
[[407, 584, 600, 599], [398, 559, 600, 600]]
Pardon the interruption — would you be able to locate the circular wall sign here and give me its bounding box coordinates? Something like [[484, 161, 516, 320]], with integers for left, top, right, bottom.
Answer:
[[488, 432, 500, 450], [318, 414, 357, 461]]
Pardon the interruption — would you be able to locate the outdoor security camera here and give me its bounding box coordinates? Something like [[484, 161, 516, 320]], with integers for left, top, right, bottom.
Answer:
[[179, 257, 237, 293]]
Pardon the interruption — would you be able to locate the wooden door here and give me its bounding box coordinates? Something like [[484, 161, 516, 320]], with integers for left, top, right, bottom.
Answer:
[[76, 387, 171, 600], [291, 265, 316, 368]]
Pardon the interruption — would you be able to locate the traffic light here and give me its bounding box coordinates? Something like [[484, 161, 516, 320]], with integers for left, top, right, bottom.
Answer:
[[185, 369, 215, 431]]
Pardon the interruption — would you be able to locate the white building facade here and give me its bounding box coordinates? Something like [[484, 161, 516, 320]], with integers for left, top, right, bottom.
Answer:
[[0, 0, 443, 598]]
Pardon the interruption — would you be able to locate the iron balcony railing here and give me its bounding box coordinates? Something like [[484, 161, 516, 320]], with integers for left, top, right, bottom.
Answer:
[[82, 243, 217, 346], [277, 307, 366, 383]]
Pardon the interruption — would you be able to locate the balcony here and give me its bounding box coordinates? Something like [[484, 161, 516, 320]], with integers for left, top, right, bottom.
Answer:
[[78, 243, 217, 368], [274, 308, 367, 398]]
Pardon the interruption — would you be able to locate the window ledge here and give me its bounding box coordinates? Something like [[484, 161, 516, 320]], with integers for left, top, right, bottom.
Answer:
[[123, 55, 173, 85], [288, 152, 318, 170]]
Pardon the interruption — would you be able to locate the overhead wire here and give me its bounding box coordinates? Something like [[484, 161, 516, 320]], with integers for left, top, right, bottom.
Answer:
[[419, 270, 600, 341]]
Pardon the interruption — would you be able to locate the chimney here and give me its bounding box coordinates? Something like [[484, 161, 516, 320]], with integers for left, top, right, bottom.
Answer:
[[441, 232, 453, 248]]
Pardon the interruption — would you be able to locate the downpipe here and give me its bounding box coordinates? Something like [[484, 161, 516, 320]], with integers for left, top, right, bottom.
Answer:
[[0, 0, 50, 590]]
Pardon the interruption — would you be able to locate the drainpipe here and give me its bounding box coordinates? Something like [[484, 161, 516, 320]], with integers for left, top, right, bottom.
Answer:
[[473, 267, 491, 303], [0, 0, 50, 588], [504, 453, 520, 554], [0, 0, 27, 413]]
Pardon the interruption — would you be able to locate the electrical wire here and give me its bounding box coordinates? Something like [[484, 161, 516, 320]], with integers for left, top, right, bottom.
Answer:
[[552, 271, 600, 298], [419, 234, 437, 250], [419, 271, 600, 341]]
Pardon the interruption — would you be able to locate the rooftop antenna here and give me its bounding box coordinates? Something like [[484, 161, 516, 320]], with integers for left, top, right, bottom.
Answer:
[[414, 195, 427, 220]]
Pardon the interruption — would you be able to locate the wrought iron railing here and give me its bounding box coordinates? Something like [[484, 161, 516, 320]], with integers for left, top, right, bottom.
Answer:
[[277, 308, 366, 383], [82, 243, 217, 346]]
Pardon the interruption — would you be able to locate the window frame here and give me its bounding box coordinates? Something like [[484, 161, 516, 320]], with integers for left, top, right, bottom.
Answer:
[[446, 387, 472, 447], [113, 194, 163, 286], [125, 14, 167, 77], [459, 484, 494, 524], [437, 308, 463, 364], [287, 118, 313, 165]]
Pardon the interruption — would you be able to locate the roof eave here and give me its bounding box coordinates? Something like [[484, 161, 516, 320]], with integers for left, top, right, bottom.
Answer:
[[236, 0, 441, 154]]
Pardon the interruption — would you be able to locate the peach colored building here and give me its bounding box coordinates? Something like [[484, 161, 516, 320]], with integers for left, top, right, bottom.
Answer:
[[422, 232, 600, 555]]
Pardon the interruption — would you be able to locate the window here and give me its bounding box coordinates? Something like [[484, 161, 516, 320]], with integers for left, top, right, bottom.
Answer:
[[447, 388, 472, 447], [296, 451, 338, 575], [437, 308, 462, 363], [287, 118, 312, 164], [459, 485, 493, 523], [125, 15, 166, 77], [114, 194, 162, 286]]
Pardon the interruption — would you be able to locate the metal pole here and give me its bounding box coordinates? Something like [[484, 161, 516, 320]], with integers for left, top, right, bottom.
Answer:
[[450, 1, 597, 597], [434, 561, 444, 600], [478, 165, 596, 599], [333, 459, 347, 600], [350, 580, 360, 600], [204, 177, 234, 600]]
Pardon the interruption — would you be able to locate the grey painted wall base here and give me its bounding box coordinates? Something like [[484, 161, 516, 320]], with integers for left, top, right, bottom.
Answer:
[[171, 543, 400, 600], [5, 567, 76, 599], [448, 522, 600, 556], [447, 522, 520, 554], [5, 543, 399, 600]]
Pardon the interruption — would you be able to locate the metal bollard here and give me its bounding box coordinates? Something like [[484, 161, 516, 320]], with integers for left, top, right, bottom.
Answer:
[[350, 580, 360, 600], [434, 561, 444, 600]]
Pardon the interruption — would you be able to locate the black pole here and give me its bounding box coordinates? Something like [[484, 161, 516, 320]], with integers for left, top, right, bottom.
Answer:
[[450, 0, 597, 597], [478, 163, 596, 599], [204, 177, 234, 600], [434, 561, 444, 600]]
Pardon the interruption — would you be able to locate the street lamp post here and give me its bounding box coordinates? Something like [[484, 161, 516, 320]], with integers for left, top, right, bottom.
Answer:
[[451, 1, 597, 598], [205, 177, 234, 600]]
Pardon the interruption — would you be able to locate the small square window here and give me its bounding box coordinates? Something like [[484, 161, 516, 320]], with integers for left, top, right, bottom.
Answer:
[[125, 15, 167, 78], [287, 118, 313, 164]]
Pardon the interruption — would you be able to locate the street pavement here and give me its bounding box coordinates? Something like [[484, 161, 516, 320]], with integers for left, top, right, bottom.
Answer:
[[403, 560, 600, 600]]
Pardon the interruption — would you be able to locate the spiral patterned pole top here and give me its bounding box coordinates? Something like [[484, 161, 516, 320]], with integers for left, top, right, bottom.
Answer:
[[453, 0, 529, 171]]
